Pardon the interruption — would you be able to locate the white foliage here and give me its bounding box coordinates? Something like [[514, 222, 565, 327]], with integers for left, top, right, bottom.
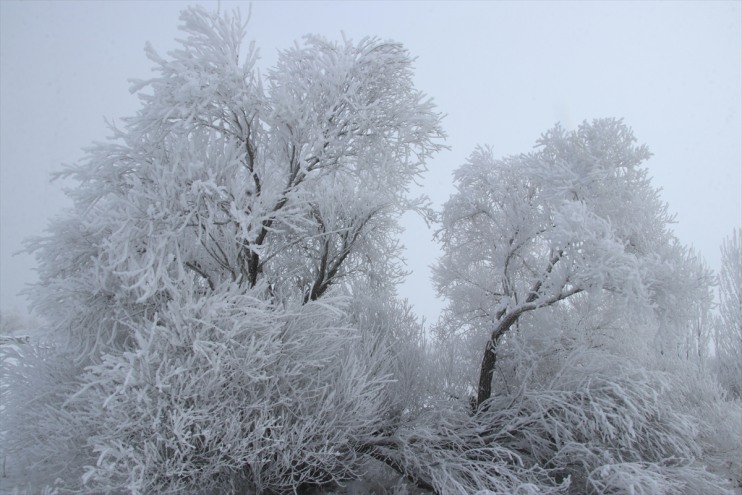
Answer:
[[73, 292, 390, 494], [435, 119, 666, 339]]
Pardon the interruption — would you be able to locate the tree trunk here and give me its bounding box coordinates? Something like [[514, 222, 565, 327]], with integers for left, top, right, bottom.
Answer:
[[477, 338, 497, 408], [475, 310, 521, 409]]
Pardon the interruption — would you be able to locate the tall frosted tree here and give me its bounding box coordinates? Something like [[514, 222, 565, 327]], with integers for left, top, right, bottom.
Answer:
[[433, 119, 712, 408], [3, 7, 444, 493]]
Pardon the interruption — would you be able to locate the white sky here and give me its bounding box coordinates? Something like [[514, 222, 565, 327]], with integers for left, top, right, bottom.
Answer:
[[1, 1, 740, 324]]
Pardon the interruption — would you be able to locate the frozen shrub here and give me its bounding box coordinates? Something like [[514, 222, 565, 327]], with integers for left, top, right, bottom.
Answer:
[[70, 291, 389, 493], [364, 349, 733, 495]]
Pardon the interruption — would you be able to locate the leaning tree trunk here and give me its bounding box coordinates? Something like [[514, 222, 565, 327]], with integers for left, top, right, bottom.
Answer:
[[477, 338, 498, 408], [476, 311, 521, 409]]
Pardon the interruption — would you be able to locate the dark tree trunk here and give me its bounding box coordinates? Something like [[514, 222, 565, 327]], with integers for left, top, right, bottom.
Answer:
[[475, 310, 521, 409], [477, 338, 497, 408]]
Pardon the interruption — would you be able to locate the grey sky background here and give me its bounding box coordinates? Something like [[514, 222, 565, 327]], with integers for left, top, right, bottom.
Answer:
[[1, 1, 740, 325]]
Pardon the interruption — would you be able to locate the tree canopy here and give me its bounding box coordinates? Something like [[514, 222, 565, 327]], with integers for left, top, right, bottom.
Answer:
[[433, 119, 713, 407]]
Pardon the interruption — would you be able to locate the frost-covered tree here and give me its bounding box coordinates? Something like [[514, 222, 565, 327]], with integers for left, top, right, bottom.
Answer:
[[35, 7, 442, 355], [714, 228, 742, 398], [433, 118, 703, 408], [405, 119, 735, 493], [3, 7, 444, 493]]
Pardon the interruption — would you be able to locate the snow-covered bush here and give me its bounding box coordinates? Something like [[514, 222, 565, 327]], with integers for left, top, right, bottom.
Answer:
[[67, 290, 389, 493], [365, 349, 733, 494], [348, 293, 433, 420], [2, 293, 404, 494]]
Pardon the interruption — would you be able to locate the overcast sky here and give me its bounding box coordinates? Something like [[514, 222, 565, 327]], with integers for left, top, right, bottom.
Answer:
[[1, 1, 740, 324]]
